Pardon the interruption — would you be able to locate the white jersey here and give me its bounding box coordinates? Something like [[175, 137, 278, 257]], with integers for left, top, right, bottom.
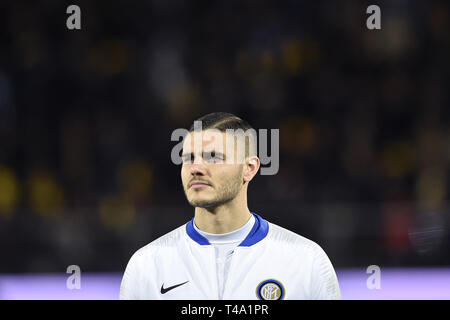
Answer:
[[119, 212, 341, 300], [192, 214, 256, 300]]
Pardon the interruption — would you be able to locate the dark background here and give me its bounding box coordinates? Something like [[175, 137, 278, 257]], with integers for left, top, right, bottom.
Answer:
[[0, 0, 449, 273]]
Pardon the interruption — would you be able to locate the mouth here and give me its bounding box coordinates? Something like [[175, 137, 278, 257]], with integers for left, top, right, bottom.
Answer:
[[189, 181, 212, 189]]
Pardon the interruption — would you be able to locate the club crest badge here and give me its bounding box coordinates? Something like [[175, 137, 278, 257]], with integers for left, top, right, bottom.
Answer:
[[256, 279, 285, 300]]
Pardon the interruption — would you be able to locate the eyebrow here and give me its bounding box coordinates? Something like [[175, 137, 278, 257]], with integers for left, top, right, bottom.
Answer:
[[181, 151, 226, 159], [180, 152, 191, 160]]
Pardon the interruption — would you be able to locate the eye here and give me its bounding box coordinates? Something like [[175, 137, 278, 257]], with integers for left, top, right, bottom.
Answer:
[[182, 154, 194, 164], [204, 151, 224, 163]]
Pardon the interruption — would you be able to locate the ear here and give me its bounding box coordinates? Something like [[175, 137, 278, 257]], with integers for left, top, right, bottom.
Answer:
[[243, 156, 260, 183]]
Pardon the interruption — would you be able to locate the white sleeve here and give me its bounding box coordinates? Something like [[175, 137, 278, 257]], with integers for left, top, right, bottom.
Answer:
[[309, 244, 341, 300], [119, 251, 141, 300], [120, 248, 160, 300]]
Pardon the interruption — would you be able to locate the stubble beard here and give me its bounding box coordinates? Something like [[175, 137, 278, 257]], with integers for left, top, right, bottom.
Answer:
[[184, 171, 244, 209]]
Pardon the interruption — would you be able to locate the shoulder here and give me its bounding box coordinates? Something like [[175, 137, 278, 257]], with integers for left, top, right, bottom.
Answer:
[[120, 223, 188, 296], [265, 220, 341, 299], [128, 223, 187, 263], [267, 221, 318, 248], [266, 221, 326, 257]]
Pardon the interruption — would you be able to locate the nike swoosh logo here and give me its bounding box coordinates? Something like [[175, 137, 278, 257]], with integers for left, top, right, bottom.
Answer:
[[160, 280, 189, 294]]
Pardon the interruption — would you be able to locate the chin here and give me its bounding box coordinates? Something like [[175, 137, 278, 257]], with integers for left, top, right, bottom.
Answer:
[[188, 199, 215, 208], [188, 196, 232, 209]]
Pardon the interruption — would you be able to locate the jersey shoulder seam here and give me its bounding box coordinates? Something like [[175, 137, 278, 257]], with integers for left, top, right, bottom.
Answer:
[[132, 223, 188, 258], [266, 221, 321, 252]]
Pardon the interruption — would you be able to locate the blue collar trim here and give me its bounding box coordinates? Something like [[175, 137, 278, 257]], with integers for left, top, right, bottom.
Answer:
[[186, 212, 269, 247]]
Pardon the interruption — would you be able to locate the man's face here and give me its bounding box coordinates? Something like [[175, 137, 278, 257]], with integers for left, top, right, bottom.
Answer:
[[181, 130, 245, 208]]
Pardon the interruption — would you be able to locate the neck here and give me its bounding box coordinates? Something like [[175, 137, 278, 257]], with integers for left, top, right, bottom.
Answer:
[[194, 191, 251, 234]]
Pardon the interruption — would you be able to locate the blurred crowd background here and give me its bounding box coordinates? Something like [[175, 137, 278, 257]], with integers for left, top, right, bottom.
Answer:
[[0, 0, 449, 273]]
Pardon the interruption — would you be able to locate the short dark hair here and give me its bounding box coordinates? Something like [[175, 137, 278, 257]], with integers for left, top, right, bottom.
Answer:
[[188, 112, 257, 158], [188, 112, 253, 132]]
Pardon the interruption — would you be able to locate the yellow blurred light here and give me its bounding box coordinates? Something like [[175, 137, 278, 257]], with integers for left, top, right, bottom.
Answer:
[[118, 159, 154, 200], [379, 141, 416, 179], [98, 194, 136, 232], [280, 117, 319, 156], [0, 165, 21, 218], [28, 170, 64, 219], [281, 39, 303, 75], [416, 167, 446, 211]]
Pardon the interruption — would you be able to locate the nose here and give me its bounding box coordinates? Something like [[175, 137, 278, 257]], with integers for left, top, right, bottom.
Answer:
[[190, 161, 207, 176]]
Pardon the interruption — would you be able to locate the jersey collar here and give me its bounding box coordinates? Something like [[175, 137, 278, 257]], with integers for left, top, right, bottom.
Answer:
[[186, 212, 269, 247]]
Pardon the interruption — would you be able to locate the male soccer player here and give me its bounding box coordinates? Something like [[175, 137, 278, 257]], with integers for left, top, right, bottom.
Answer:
[[120, 112, 341, 300]]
